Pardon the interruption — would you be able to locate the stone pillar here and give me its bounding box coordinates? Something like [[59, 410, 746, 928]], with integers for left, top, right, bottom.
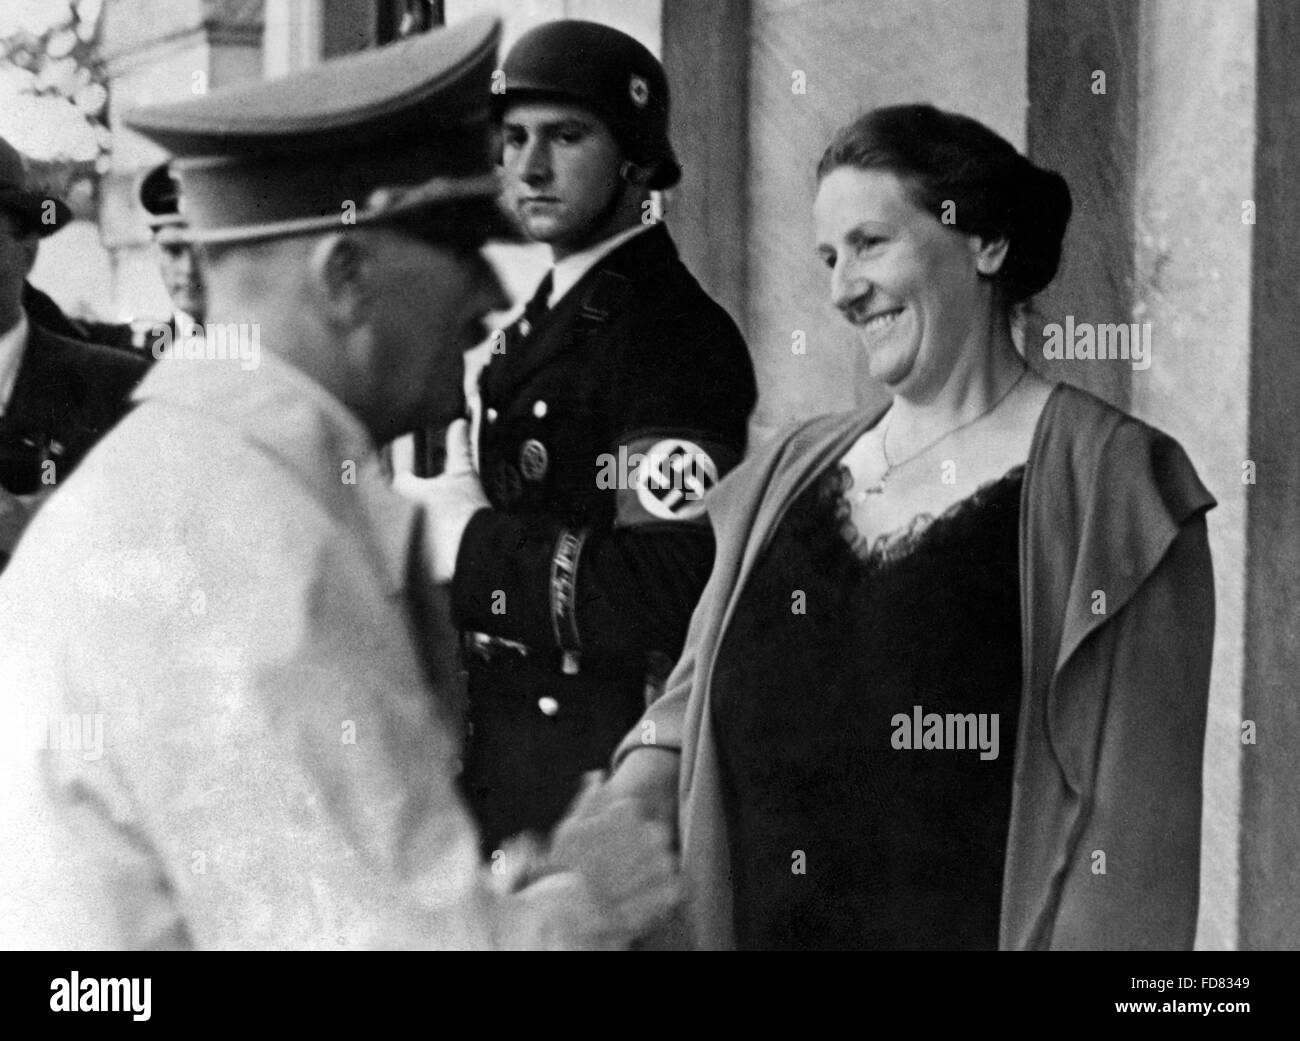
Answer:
[[738, 0, 1028, 444], [263, 0, 322, 78], [101, 0, 265, 321], [1240, 0, 1300, 950], [661, 0, 749, 345], [1128, 0, 1257, 952], [1028, 0, 1261, 952], [1026, 0, 1138, 412]]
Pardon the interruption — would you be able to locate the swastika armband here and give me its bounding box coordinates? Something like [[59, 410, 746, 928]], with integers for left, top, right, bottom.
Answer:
[[606, 435, 738, 527]]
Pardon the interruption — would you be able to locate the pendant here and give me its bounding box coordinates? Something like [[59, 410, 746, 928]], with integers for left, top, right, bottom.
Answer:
[[851, 471, 888, 503], [852, 475, 883, 504]]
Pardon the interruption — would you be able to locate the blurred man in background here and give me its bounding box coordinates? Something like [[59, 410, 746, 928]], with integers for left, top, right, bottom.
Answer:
[[0, 133, 147, 569], [137, 160, 206, 351]]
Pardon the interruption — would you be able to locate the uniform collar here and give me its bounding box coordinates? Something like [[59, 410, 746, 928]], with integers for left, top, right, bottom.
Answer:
[[133, 350, 417, 598], [548, 222, 654, 309], [0, 312, 29, 417]]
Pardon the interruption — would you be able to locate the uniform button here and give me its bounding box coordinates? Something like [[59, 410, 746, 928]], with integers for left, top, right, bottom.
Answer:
[[537, 696, 559, 717], [486, 408, 498, 423], [519, 439, 549, 481], [532, 400, 548, 419]]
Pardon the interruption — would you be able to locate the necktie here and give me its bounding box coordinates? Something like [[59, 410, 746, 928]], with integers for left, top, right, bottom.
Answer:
[[516, 271, 553, 341]]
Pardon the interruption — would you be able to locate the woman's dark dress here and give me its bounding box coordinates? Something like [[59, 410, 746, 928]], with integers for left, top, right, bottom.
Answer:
[[711, 463, 1025, 950]]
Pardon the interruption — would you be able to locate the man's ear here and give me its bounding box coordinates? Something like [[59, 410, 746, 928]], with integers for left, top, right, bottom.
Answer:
[[619, 159, 653, 187], [972, 234, 1010, 277], [309, 232, 374, 327]]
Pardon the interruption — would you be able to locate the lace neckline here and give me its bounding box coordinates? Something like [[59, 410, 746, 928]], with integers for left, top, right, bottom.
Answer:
[[839, 463, 1026, 567]]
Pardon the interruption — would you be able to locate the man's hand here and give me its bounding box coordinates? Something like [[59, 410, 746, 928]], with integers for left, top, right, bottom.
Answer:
[[392, 419, 489, 584]]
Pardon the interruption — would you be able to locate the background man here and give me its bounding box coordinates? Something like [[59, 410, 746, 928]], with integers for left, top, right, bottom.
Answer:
[[399, 20, 757, 853], [0, 16, 675, 950], [0, 133, 147, 568], [136, 160, 207, 351], [17, 162, 205, 357]]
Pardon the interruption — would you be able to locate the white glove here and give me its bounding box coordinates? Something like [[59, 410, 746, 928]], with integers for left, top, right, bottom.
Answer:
[[392, 419, 490, 584]]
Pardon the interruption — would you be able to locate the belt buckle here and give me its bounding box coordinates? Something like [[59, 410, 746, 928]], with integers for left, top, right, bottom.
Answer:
[[462, 631, 530, 664]]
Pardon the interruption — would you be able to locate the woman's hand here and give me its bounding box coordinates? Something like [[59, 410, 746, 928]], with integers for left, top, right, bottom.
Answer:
[[544, 769, 682, 942]]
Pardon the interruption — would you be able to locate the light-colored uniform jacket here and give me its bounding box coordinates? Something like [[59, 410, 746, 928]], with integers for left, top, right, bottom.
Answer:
[[0, 353, 494, 949], [616, 382, 1217, 950]]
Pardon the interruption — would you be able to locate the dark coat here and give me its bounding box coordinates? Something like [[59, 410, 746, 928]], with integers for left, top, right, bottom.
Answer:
[[21, 282, 156, 357], [0, 318, 149, 567], [452, 223, 756, 847]]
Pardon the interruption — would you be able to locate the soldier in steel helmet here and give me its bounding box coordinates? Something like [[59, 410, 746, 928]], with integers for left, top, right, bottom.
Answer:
[[137, 161, 207, 353], [397, 19, 757, 854]]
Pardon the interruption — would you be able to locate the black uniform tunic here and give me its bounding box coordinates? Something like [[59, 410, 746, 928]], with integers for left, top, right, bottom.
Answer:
[[1, 317, 147, 538], [452, 224, 756, 849], [711, 462, 1024, 950]]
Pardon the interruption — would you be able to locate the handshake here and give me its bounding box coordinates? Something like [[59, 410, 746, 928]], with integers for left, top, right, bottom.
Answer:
[[490, 772, 682, 950]]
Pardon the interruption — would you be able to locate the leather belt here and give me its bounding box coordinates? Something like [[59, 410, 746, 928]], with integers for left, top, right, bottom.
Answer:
[[461, 630, 583, 677], [462, 630, 530, 663]]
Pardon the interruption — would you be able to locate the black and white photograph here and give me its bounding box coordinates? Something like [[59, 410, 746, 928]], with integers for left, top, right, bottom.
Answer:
[[0, 0, 1292, 1011]]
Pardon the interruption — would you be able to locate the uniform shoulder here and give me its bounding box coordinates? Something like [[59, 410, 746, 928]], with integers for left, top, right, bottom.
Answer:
[[615, 249, 749, 364], [28, 321, 151, 380]]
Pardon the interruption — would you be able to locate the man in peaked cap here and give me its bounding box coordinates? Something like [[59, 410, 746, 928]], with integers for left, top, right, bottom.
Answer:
[[395, 19, 757, 854], [0, 134, 148, 569], [138, 161, 207, 348], [0, 15, 677, 950]]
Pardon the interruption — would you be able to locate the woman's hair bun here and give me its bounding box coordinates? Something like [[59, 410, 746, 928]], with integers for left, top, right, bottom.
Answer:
[[817, 104, 1074, 303], [999, 159, 1073, 301]]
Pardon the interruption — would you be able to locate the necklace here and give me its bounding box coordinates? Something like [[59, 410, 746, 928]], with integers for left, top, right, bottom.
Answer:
[[852, 367, 1028, 500]]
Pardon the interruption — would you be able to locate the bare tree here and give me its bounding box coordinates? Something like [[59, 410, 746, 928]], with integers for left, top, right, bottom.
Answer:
[[1, 0, 110, 206]]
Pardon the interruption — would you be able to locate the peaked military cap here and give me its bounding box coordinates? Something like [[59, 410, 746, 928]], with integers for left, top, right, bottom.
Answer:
[[125, 15, 517, 245], [496, 20, 681, 190], [138, 161, 187, 243]]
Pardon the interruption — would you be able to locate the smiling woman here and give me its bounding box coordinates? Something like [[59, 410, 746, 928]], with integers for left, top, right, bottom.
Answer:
[[602, 104, 1218, 951]]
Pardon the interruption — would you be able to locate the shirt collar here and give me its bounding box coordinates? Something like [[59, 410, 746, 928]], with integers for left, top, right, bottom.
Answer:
[[0, 313, 30, 418], [549, 223, 653, 309]]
